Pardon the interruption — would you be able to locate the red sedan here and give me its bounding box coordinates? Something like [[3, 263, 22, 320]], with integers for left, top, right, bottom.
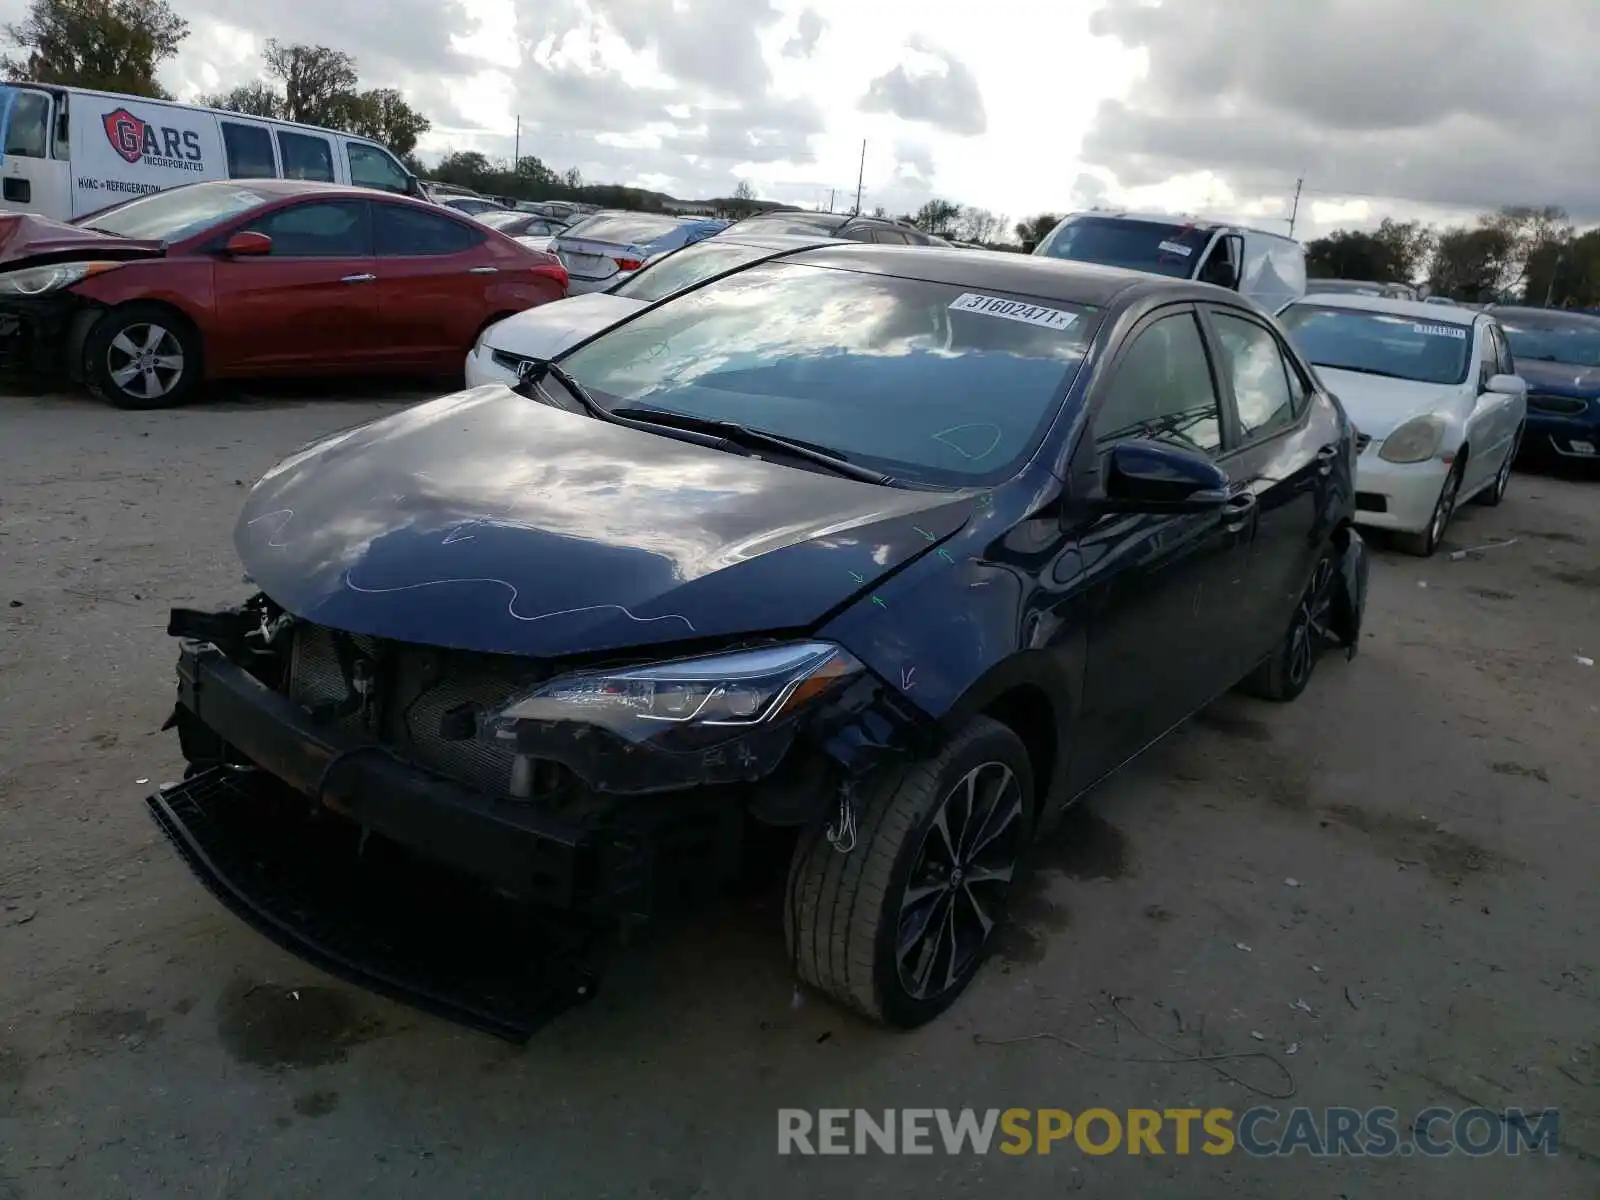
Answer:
[[0, 180, 569, 408]]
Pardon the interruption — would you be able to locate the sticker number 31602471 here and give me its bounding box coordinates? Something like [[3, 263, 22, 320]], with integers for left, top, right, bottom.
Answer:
[[949, 292, 1078, 331]]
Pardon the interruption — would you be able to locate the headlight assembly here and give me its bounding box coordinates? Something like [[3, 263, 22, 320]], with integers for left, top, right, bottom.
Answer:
[[0, 261, 123, 295], [1377, 415, 1446, 464], [478, 641, 866, 793]]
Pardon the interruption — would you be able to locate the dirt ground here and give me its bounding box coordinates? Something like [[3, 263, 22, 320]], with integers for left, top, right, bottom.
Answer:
[[1, 384, 1597, 1200]]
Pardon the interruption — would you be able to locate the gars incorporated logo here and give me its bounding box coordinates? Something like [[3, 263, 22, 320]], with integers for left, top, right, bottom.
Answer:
[[101, 108, 205, 171]]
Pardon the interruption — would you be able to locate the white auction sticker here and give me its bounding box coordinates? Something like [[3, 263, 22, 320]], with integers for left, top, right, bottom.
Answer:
[[1411, 323, 1467, 339], [1157, 240, 1194, 256], [949, 293, 1078, 331]]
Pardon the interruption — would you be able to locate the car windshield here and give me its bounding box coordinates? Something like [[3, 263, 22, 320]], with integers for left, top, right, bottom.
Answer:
[[611, 241, 777, 303], [77, 184, 269, 241], [1280, 304, 1472, 386], [558, 261, 1100, 486], [1496, 316, 1600, 367], [1034, 216, 1210, 278], [562, 213, 687, 248], [1308, 280, 1385, 295]]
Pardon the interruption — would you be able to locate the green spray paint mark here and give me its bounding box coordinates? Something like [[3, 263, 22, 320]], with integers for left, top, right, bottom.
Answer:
[[871, 594, 887, 609], [936, 548, 956, 564], [912, 525, 937, 541]]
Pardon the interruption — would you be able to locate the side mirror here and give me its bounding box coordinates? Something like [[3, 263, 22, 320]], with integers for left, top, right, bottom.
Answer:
[[1094, 439, 1230, 514], [222, 231, 272, 257], [1486, 373, 1524, 395]]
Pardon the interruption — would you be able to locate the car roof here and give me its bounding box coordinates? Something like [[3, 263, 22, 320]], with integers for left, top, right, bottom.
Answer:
[[1291, 291, 1484, 324], [712, 232, 850, 252], [1488, 305, 1600, 327], [767, 242, 1233, 308]]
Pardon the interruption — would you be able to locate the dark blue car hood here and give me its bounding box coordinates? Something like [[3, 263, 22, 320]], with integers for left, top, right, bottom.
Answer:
[[1514, 358, 1600, 397], [236, 385, 973, 658]]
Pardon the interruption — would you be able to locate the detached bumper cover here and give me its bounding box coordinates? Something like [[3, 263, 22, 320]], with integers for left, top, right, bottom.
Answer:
[[147, 766, 597, 1041], [0, 293, 82, 375]]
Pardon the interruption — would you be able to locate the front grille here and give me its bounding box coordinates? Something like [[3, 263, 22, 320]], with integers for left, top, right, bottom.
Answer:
[[1528, 393, 1589, 417], [288, 624, 538, 797]]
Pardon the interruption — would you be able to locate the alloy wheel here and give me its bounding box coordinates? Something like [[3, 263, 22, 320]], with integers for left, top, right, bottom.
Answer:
[[895, 760, 1025, 1001], [1287, 557, 1337, 688], [1429, 468, 1461, 549], [107, 324, 185, 401]]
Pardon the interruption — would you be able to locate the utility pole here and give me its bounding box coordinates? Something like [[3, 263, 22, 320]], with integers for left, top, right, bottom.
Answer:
[[827, 188, 835, 213], [513, 115, 520, 170], [853, 139, 866, 215], [1287, 176, 1303, 238]]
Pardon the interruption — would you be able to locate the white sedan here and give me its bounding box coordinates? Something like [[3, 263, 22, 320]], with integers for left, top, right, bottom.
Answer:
[[1279, 294, 1527, 556], [465, 232, 843, 388]]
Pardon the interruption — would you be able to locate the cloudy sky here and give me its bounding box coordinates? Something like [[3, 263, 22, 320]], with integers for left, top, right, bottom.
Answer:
[[8, 0, 1597, 239]]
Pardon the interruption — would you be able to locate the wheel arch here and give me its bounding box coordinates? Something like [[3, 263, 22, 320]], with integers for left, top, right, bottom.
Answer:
[[86, 298, 206, 374]]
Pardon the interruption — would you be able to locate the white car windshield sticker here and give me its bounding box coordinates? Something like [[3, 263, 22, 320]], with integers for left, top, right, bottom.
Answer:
[[1411, 323, 1467, 339], [949, 292, 1078, 331], [1157, 240, 1194, 256]]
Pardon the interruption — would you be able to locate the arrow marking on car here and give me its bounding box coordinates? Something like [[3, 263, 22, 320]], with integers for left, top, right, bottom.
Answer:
[[245, 509, 295, 548], [900, 666, 916, 691]]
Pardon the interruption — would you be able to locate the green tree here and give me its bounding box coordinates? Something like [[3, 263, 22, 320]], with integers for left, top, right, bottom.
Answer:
[[1014, 213, 1062, 251], [3, 0, 187, 98], [262, 39, 358, 126], [1428, 225, 1517, 303], [913, 198, 960, 236], [201, 81, 280, 118], [433, 150, 494, 189], [336, 87, 430, 157]]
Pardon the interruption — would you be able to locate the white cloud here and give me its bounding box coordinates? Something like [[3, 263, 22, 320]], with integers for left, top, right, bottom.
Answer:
[[0, 0, 1564, 238]]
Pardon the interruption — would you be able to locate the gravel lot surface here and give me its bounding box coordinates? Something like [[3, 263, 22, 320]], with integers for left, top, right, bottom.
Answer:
[[2, 386, 1597, 1199]]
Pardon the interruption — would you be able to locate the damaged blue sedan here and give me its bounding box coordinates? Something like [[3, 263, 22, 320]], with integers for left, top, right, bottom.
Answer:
[[151, 244, 1368, 1036]]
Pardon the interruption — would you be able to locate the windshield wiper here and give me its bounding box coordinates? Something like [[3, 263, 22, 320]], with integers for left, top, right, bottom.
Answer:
[[515, 357, 615, 421], [612, 405, 895, 485]]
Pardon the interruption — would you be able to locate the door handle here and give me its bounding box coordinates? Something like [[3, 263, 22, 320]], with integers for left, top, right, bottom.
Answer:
[[468, 266, 499, 275], [1222, 491, 1256, 533], [341, 273, 375, 283], [1314, 444, 1339, 476]]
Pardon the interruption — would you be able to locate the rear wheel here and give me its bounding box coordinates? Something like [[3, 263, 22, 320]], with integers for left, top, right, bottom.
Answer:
[[785, 716, 1033, 1028], [1242, 552, 1337, 703], [84, 303, 202, 410], [1473, 425, 1522, 507], [1395, 458, 1463, 557]]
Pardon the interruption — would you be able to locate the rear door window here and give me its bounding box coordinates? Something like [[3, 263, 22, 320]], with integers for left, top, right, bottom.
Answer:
[[221, 122, 276, 179], [373, 204, 484, 256], [347, 142, 410, 194], [276, 130, 335, 182]]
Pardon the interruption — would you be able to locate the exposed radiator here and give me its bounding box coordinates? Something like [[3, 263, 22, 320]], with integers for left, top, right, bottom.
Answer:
[[288, 623, 536, 797]]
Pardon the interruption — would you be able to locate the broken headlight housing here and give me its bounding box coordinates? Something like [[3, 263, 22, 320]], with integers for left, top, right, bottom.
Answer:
[[478, 641, 865, 793]]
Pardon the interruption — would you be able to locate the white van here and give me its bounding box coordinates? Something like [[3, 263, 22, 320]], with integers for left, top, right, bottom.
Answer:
[[0, 82, 425, 222], [1032, 211, 1308, 313]]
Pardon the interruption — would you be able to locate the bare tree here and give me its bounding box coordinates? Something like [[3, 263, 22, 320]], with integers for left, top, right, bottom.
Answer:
[[733, 179, 756, 201], [262, 39, 358, 126]]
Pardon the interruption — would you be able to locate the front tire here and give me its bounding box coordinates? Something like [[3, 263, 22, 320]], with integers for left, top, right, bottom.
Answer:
[[84, 303, 202, 410], [1395, 458, 1463, 557], [785, 716, 1033, 1028]]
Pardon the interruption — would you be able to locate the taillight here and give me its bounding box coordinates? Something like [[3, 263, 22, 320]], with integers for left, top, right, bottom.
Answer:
[[614, 257, 643, 272]]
